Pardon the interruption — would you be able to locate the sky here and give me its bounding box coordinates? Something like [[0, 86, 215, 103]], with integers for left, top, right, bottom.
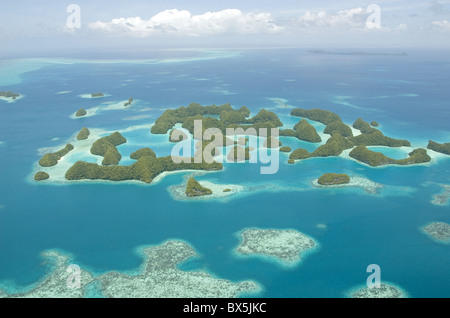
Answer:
[[0, 0, 450, 57]]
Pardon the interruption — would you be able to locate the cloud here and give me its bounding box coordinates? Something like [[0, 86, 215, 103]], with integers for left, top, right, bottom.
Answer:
[[432, 19, 450, 31], [88, 9, 282, 37], [294, 7, 371, 30]]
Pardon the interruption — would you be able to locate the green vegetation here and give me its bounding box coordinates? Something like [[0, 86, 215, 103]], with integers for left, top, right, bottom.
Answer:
[[76, 108, 87, 117], [90, 132, 127, 166], [247, 109, 283, 127], [289, 148, 311, 160], [428, 140, 450, 155], [34, 171, 50, 181], [371, 121, 379, 127], [223, 188, 232, 193], [65, 156, 223, 184], [220, 110, 248, 125], [130, 148, 156, 160], [294, 119, 321, 143], [349, 146, 431, 166], [124, 97, 133, 107], [323, 120, 353, 137], [288, 159, 295, 164], [280, 146, 292, 153], [0, 91, 19, 99], [263, 136, 282, 148], [351, 119, 410, 147], [318, 173, 350, 185], [170, 129, 187, 143], [77, 127, 90, 140], [350, 130, 410, 147], [185, 178, 213, 197], [39, 144, 74, 167], [91, 93, 104, 98], [291, 108, 341, 125], [227, 146, 251, 162], [279, 129, 297, 137]]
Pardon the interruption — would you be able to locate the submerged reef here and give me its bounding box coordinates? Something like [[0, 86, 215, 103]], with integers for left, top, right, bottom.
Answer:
[[349, 146, 431, 167], [427, 140, 450, 155], [186, 177, 213, 197], [318, 173, 350, 185], [235, 228, 317, 265], [350, 283, 407, 298], [423, 222, 450, 242], [0, 241, 260, 298], [431, 185, 450, 206], [39, 144, 74, 167]]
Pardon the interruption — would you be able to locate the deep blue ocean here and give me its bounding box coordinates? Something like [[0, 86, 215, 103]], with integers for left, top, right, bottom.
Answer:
[[0, 48, 449, 297]]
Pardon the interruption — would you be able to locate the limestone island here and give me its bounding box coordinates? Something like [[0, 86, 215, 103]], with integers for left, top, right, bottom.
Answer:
[[186, 177, 213, 197], [77, 127, 90, 140], [235, 228, 317, 266], [124, 97, 133, 107], [350, 283, 407, 298], [90, 132, 127, 166], [170, 129, 188, 143], [318, 173, 350, 185], [34, 171, 50, 181], [427, 140, 450, 155], [76, 108, 87, 117], [349, 146, 431, 167], [263, 136, 282, 148], [39, 144, 74, 167], [280, 146, 291, 153], [227, 146, 251, 162], [91, 93, 104, 98], [0, 91, 20, 100], [422, 222, 450, 242], [371, 121, 379, 127]]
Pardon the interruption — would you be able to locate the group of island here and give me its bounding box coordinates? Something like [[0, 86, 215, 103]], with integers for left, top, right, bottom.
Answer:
[[75, 93, 134, 117]]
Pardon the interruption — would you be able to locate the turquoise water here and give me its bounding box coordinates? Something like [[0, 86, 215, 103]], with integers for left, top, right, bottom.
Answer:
[[0, 49, 449, 297]]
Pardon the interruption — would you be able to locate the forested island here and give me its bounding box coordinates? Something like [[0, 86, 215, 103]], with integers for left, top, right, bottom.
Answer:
[[185, 178, 213, 197], [318, 173, 350, 185], [0, 91, 20, 100], [39, 144, 74, 167], [428, 140, 450, 155], [76, 108, 87, 117]]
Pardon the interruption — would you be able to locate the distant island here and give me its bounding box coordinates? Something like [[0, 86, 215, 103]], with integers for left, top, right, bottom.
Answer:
[[91, 93, 104, 98], [0, 91, 20, 100], [124, 97, 133, 107], [34, 171, 50, 181], [77, 127, 90, 140], [308, 50, 408, 57], [318, 173, 350, 185], [186, 177, 213, 197], [349, 146, 431, 167]]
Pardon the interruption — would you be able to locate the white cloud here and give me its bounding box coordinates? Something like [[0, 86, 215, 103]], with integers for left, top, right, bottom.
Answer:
[[88, 9, 282, 37], [432, 19, 450, 31], [294, 7, 370, 30]]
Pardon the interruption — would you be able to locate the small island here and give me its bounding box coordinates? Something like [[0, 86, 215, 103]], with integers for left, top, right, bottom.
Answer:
[[227, 146, 251, 162], [349, 146, 431, 167], [0, 91, 20, 100], [427, 140, 450, 155], [39, 144, 74, 167], [91, 93, 104, 98], [371, 121, 380, 127], [124, 97, 133, 107], [293, 119, 321, 143], [318, 173, 350, 185], [170, 129, 188, 143], [280, 146, 291, 153], [186, 177, 213, 197], [263, 136, 282, 148], [235, 228, 317, 266], [90, 132, 127, 166], [422, 222, 450, 242], [34, 171, 50, 181], [77, 127, 90, 141], [76, 108, 87, 117]]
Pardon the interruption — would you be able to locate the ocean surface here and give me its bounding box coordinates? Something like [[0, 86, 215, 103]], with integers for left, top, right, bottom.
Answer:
[[0, 48, 449, 297]]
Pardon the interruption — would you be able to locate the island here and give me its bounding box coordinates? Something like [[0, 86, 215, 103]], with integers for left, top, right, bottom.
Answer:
[[349, 146, 431, 167], [186, 177, 213, 197], [290, 108, 341, 125], [422, 222, 450, 242], [77, 127, 90, 141], [280, 146, 292, 153], [371, 121, 380, 127], [227, 146, 251, 162], [39, 144, 74, 167], [0, 91, 20, 100], [427, 140, 450, 155], [124, 97, 133, 107], [350, 283, 407, 298], [75, 108, 87, 117], [289, 133, 353, 161], [263, 136, 282, 148], [91, 93, 104, 98], [34, 171, 50, 181], [90, 132, 127, 166], [318, 173, 350, 185], [323, 120, 353, 137], [130, 148, 156, 160], [235, 228, 317, 266], [170, 129, 188, 143], [350, 119, 410, 147], [293, 119, 322, 143]]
